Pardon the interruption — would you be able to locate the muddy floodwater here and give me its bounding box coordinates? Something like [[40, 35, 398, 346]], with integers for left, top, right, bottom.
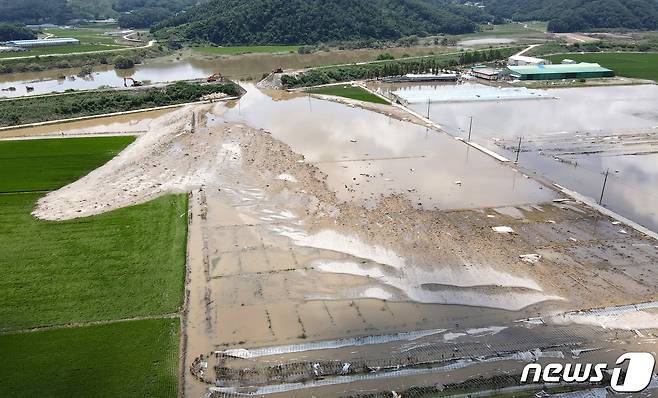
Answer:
[[0, 108, 170, 139], [12, 87, 658, 396], [219, 84, 554, 210], [377, 82, 658, 233], [0, 46, 451, 97]]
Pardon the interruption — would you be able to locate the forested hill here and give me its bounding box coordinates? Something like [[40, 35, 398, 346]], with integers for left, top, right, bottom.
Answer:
[[152, 0, 485, 45], [480, 0, 658, 32]]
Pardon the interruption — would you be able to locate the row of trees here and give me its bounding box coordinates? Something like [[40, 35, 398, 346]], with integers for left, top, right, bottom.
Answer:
[[281, 48, 517, 88], [0, 23, 37, 41], [0, 82, 240, 127]]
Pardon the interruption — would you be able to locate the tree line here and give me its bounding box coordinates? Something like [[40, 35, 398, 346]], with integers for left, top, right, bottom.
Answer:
[[152, 0, 482, 45], [281, 48, 517, 88], [0, 82, 240, 127], [0, 0, 194, 28], [0, 24, 37, 41], [477, 0, 658, 32]]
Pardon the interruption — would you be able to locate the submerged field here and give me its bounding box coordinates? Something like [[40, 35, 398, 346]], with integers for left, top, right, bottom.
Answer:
[[0, 136, 186, 396], [547, 52, 658, 82], [192, 45, 300, 55], [307, 85, 390, 104]]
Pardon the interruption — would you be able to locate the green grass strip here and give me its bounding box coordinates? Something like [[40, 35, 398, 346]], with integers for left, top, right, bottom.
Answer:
[[0, 138, 188, 331], [547, 52, 658, 82], [307, 85, 390, 105], [0, 192, 188, 331], [0, 318, 179, 398], [0, 136, 135, 193]]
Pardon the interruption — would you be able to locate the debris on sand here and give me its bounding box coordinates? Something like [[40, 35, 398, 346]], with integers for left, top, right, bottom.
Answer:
[[519, 254, 541, 264], [492, 226, 514, 234]]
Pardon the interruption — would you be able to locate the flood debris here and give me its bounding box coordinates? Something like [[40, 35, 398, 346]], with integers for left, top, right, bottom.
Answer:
[[492, 226, 515, 234], [519, 254, 541, 264]]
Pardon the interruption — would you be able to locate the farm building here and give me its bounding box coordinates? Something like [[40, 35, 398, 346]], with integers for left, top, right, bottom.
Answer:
[[507, 63, 614, 80], [4, 38, 80, 48], [507, 55, 550, 66], [471, 67, 501, 81]]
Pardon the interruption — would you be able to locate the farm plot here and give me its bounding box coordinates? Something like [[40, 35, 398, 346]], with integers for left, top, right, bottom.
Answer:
[[547, 52, 658, 82], [0, 136, 187, 396]]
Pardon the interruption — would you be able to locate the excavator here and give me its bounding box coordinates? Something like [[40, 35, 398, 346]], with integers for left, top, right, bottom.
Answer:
[[123, 77, 143, 87], [207, 72, 223, 83]]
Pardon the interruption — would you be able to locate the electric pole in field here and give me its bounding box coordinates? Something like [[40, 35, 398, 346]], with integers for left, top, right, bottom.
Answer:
[[468, 116, 473, 141], [515, 136, 523, 163], [599, 169, 610, 205]]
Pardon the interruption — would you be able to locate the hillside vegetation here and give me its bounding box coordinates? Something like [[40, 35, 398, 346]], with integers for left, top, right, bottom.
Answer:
[[0, 0, 193, 26], [480, 0, 658, 32], [152, 0, 484, 45]]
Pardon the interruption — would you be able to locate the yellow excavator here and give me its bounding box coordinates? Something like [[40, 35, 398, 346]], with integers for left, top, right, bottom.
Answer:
[[207, 72, 223, 82], [123, 77, 143, 87]]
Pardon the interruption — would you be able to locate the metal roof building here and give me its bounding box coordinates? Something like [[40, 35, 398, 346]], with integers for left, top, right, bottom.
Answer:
[[4, 38, 80, 48], [508, 55, 550, 66], [507, 63, 614, 80]]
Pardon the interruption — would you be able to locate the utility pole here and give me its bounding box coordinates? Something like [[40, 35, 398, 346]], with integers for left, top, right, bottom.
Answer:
[[468, 116, 473, 141], [599, 169, 610, 205], [515, 136, 522, 163]]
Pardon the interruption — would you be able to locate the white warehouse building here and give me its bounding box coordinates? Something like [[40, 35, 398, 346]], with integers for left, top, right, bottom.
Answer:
[[507, 55, 551, 66], [4, 38, 80, 48]]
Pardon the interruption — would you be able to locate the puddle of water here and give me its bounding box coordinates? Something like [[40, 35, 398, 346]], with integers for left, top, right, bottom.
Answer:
[[307, 259, 562, 311], [220, 84, 555, 210]]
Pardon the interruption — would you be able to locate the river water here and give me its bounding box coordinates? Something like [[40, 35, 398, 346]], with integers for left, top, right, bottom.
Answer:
[[0, 46, 450, 98]]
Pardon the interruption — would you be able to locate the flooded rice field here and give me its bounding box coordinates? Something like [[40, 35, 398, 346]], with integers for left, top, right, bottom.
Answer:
[[0, 46, 450, 97], [219, 84, 555, 210], [375, 82, 658, 233], [0, 108, 170, 139], [390, 82, 554, 103], [10, 84, 658, 397]]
